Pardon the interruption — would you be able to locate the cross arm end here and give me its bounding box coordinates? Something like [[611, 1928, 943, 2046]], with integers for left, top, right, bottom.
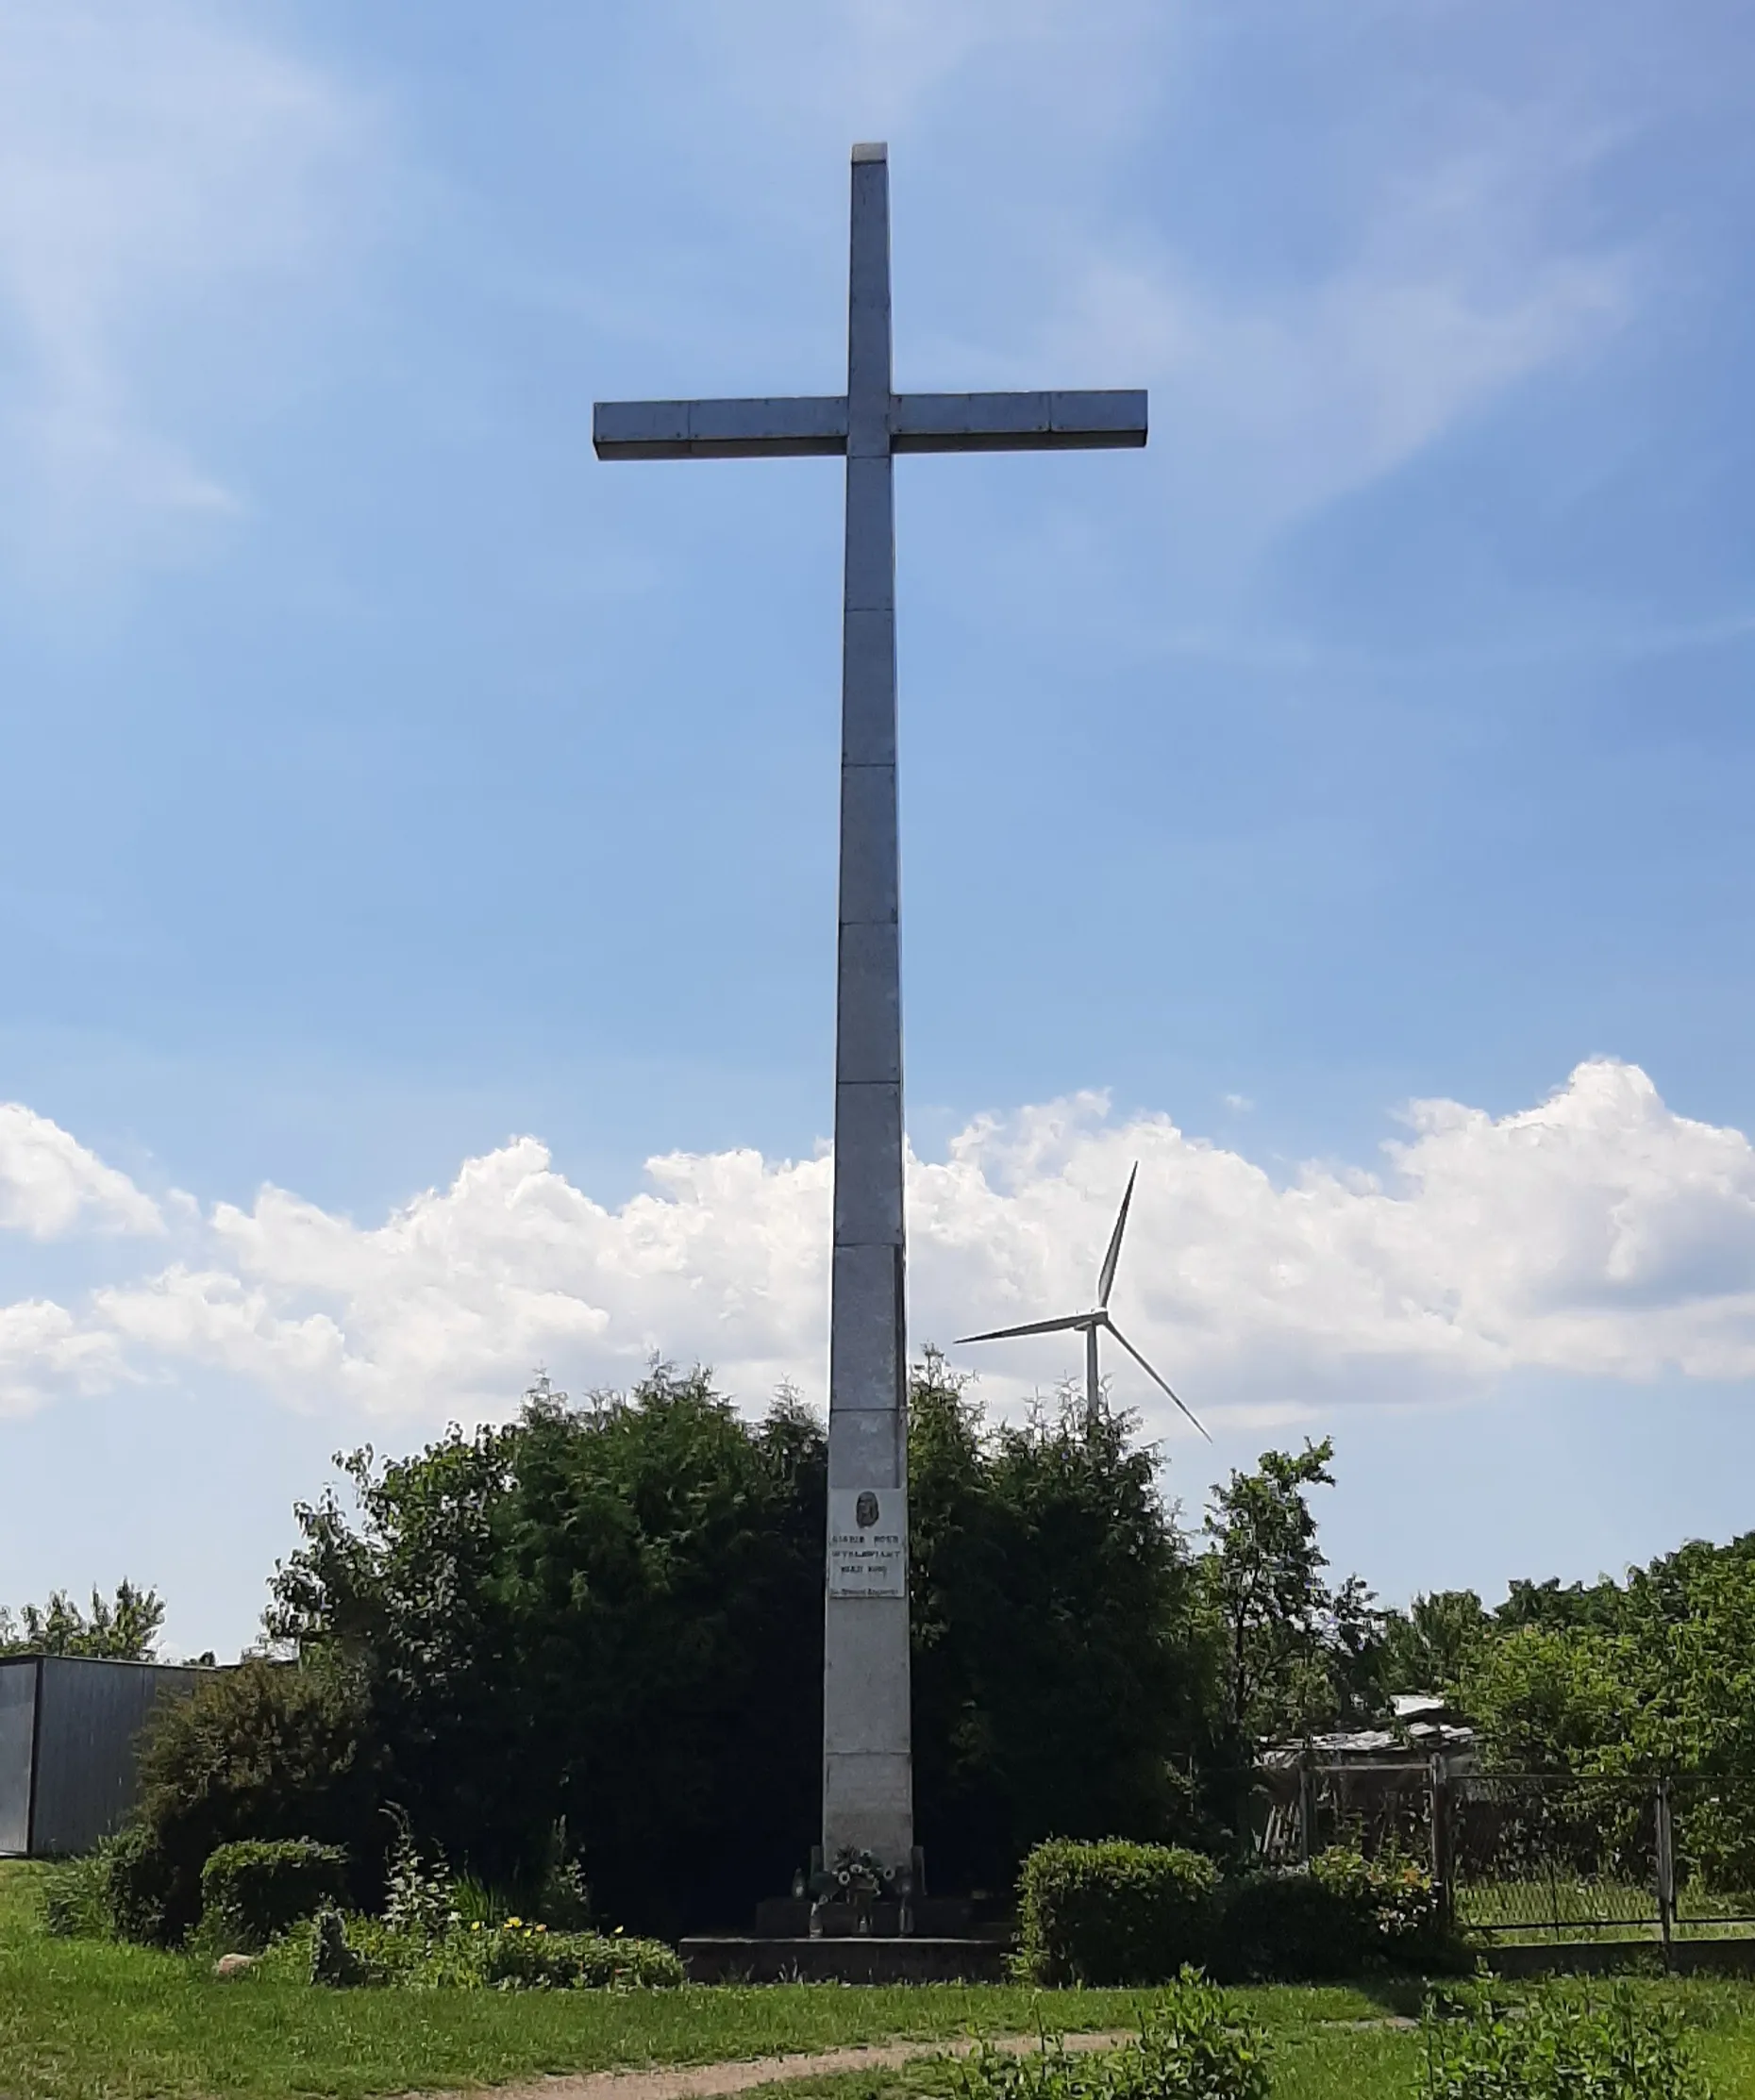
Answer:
[[891, 388, 1147, 453]]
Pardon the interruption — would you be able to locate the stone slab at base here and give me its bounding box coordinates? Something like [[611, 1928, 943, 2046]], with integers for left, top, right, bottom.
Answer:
[[680, 1935, 1010, 1984], [754, 1898, 974, 1939]]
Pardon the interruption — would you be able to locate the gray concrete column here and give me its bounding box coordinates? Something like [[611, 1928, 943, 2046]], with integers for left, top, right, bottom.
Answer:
[[822, 142, 912, 1872]]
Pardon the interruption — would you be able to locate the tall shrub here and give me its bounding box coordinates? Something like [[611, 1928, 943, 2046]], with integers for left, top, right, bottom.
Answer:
[[120, 1657, 376, 1944]]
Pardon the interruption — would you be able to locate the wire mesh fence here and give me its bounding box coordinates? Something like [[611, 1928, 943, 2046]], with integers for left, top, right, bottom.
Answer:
[[1670, 1775, 1755, 1929], [1231, 1759, 1755, 1945], [1447, 1774, 1660, 1937]]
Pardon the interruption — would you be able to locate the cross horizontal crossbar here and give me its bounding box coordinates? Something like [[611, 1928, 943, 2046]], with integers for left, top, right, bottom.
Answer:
[[593, 389, 1146, 459]]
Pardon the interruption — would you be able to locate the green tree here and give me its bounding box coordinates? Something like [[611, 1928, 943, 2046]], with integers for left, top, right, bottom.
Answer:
[[1496, 1575, 1629, 1636], [261, 1353, 1225, 1927], [1456, 1624, 1636, 1775], [1199, 1439, 1383, 1742], [0, 1579, 164, 1658], [910, 1353, 1214, 1892], [1378, 1588, 1492, 1696], [270, 1363, 826, 1937]]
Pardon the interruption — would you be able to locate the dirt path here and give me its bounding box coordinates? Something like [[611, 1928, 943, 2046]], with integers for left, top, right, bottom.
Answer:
[[411, 2027, 1135, 2100]]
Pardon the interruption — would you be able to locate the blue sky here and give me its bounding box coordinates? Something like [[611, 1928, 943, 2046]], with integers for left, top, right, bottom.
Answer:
[[1, 0, 1753, 1658]]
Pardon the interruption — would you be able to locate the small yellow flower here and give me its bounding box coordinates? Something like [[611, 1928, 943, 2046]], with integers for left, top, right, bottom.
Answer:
[[508, 1916, 523, 1928], [613, 1925, 625, 1936], [535, 1923, 547, 1933], [472, 1921, 483, 1932]]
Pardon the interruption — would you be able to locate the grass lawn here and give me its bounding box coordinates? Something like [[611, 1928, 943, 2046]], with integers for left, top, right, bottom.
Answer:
[[4, 1861, 1755, 2100]]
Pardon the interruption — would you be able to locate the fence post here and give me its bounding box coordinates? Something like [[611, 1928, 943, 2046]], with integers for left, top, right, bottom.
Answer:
[[1656, 1775, 1675, 1966], [1429, 1754, 1453, 1934], [1298, 1750, 1314, 1866]]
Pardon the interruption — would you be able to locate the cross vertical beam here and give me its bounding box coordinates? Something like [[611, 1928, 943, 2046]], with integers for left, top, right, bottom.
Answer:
[[821, 141, 912, 1873], [592, 143, 1146, 1892]]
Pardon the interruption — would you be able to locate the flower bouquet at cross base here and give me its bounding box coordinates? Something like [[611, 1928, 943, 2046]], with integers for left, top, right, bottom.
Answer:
[[810, 1846, 899, 1904]]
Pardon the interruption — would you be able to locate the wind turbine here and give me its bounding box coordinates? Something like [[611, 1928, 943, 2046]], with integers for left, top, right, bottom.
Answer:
[[956, 1165, 1210, 1439]]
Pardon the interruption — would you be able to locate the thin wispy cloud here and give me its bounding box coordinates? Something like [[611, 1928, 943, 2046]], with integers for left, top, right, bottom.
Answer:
[[1054, 148, 1632, 547], [0, 1, 381, 572], [589, 0, 1647, 592]]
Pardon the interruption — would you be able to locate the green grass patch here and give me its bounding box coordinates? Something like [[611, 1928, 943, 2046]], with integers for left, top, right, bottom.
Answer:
[[9, 1859, 1755, 2100], [731, 2026, 1422, 2100], [0, 1863, 1392, 2100]]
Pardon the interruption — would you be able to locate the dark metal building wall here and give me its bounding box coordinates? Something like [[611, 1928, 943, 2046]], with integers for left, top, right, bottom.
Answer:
[[0, 1659, 37, 1856], [8, 1658, 204, 1857]]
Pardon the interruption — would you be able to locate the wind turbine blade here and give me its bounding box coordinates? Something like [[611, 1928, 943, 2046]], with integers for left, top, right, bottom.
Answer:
[[1095, 1163, 1139, 1310], [955, 1312, 1090, 1345], [1104, 1318, 1212, 1442]]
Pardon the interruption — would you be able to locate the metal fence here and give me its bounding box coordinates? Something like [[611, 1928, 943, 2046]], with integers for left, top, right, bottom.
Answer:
[[1237, 1758, 1755, 1946]]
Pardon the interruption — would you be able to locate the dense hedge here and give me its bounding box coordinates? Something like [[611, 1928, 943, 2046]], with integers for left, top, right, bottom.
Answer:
[[200, 1839, 349, 1953], [1016, 1838, 1456, 1985], [1018, 1839, 1217, 1985]]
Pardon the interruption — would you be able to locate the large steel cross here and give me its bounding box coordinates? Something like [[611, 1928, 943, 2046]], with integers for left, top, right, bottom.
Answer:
[[594, 142, 1146, 1883]]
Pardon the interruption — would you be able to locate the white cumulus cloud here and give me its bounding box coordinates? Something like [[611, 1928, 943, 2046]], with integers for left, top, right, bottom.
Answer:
[[2, 1059, 1755, 1432], [0, 1103, 163, 1240], [0, 1296, 125, 1419]]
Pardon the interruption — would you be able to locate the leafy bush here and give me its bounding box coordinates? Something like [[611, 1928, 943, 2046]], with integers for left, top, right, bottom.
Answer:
[[1017, 1839, 1217, 1985], [954, 1975, 1267, 2100], [381, 1817, 460, 1942], [262, 1912, 680, 1991], [1309, 1845, 1429, 1937], [1212, 1847, 1455, 1981], [1309, 1844, 1452, 1961], [1419, 1979, 1709, 2099], [271, 1360, 1214, 1935], [200, 1839, 349, 1953], [269, 1372, 828, 1938], [1211, 1867, 1356, 1982], [1112, 1984, 1272, 2100], [474, 1920, 683, 1990], [532, 1819, 593, 1929], [39, 1848, 111, 1940], [107, 1655, 377, 1948], [118, 1656, 376, 1945], [1017, 1837, 1457, 1986], [100, 1824, 177, 1947]]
